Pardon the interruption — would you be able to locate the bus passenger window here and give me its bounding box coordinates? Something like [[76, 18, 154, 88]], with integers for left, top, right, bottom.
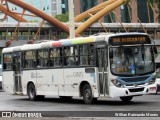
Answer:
[[24, 60, 28, 68], [24, 51, 36, 69], [64, 47, 72, 66], [49, 48, 62, 67], [80, 57, 87, 65], [64, 46, 78, 67], [55, 58, 62, 66], [3, 53, 12, 70], [37, 50, 43, 68], [79, 44, 94, 66], [49, 49, 54, 67], [37, 49, 49, 68]]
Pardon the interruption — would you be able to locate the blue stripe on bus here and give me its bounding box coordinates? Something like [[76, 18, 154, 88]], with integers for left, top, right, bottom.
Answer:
[[90, 73, 96, 83], [61, 40, 71, 46]]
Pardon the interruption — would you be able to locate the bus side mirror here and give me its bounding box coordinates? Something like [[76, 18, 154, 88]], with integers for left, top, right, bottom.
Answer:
[[109, 49, 113, 59]]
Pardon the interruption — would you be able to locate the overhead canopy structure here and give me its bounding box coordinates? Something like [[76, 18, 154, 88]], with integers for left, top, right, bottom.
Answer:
[[74, 0, 117, 22], [75, 0, 129, 34], [0, 0, 129, 35], [0, 4, 27, 22], [1, 0, 157, 47], [7, 0, 70, 34]]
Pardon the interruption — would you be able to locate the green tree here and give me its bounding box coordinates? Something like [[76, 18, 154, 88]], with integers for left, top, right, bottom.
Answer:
[[55, 13, 69, 22]]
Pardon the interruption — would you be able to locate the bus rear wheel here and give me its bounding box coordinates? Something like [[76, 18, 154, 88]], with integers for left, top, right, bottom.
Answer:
[[82, 84, 97, 104], [27, 83, 37, 101], [120, 96, 133, 103]]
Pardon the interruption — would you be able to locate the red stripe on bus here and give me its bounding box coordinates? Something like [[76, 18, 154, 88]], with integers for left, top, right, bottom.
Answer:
[[52, 42, 61, 47]]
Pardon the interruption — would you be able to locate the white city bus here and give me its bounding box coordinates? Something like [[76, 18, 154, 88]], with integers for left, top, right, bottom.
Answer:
[[2, 33, 157, 104]]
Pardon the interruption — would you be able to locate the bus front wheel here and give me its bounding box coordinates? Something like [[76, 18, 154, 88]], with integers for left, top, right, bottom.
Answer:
[[27, 83, 37, 101], [120, 96, 133, 103], [82, 84, 97, 104]]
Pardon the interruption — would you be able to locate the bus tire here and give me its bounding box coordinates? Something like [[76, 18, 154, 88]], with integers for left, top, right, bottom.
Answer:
[[120, 96, 133, 103], [27, 83, 37, 101], [82, 84, 97, 104]]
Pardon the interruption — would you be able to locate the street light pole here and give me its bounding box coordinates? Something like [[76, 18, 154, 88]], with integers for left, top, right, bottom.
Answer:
[[68, 0, 75, 39]]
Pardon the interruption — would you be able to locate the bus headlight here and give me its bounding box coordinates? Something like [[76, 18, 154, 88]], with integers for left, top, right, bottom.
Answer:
[[111, 79, 124, 88], [148, 77, 156, 85]]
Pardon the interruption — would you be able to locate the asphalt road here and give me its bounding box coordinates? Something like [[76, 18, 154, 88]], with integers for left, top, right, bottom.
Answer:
[[0, 91, 160, 119]]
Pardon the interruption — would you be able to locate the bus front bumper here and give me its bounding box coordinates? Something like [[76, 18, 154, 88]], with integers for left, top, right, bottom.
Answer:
[[109, 84, 156, 98]]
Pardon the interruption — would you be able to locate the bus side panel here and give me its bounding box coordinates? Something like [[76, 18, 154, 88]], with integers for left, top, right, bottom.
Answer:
[[22, 70, 37, 95], [3, 71, 14, 94], [63, 68, 99, 97], [36, 69, 60, 96], [63, 68, 81, 96]]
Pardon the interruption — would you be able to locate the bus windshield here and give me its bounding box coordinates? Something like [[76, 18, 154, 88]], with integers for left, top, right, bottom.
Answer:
[[110, 45, 155, 76]]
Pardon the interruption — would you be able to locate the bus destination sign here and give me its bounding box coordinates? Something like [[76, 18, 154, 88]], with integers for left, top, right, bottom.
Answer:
[[109, 35, 150, 45]]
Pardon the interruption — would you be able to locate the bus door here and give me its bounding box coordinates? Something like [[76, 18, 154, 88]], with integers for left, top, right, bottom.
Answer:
[[96, 45, 109, 96], [13, 52, 22, 94]]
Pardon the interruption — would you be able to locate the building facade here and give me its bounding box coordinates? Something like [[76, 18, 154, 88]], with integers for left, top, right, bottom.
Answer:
[[66, 0, 159, 23], [4, 0, 159, 23]]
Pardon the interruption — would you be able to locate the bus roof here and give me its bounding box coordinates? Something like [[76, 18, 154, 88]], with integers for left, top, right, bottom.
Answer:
[[2, 32, 149, 53]]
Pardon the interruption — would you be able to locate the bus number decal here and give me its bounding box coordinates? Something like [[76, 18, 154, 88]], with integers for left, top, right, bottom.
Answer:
[[73, 72, 83, 77], [31, 72, 43, 78], [66, 72, 84, 78]]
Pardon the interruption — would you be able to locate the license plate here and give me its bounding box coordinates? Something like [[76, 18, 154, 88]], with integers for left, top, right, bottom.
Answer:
[[150, 87, 156, 91]]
